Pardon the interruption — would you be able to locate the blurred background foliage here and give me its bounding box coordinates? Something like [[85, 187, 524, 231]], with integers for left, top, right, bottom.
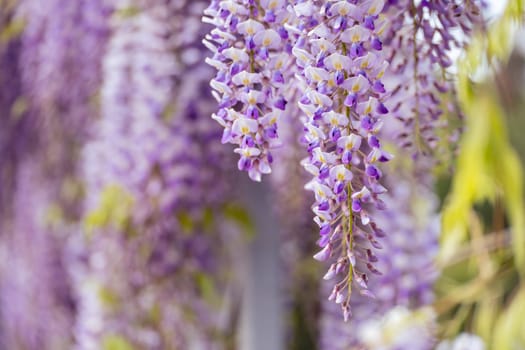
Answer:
[[437, 1, 525, 349]]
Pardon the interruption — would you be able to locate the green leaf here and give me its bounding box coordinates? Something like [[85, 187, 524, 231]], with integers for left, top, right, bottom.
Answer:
[[473, 292, 500, 345], [176, 211, 194, 234], [98, 286, 119, 308], [0, 18, 25, 43], [223, 203, 255, 239], [195, 273, 220, 307], [491, 287, 525, 350], [103, 335, 134, 350], [84, 184, 134, 235], [499, 150, 525, 275]]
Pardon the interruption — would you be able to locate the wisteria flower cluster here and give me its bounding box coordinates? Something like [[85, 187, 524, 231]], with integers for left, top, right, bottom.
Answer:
[[381, 0, 483, 159], [203, 0, 483, 322], [0, 0, 508, 349], [203, 0, 297, 181], [319, 166, 440, 349]]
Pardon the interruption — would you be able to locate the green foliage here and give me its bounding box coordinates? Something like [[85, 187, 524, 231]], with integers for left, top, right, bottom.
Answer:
[[0, 1, 24, 44], [438, 2, 525, 349], [491, 288, 525, 350], [223, 203, 255, 238], [115, 6, 141, 19], [195, 272, 221, 307], [442, 0, 525, 276], [84, 184, 134, 235], [103, 335, 134, 350], [441, 88, 525, 274], [176, 211, 195, 235], [99, 286, 120, 308]]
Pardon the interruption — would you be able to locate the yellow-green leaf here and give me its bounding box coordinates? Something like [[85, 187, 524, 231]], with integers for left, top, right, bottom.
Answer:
[[103, 335, 134, 350], [491, 287, 525, 350], [84, 184, 134, 235]]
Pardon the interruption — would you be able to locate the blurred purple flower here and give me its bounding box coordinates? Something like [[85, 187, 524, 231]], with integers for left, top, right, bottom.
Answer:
[[381, 0, 483, 159], [0, 1, 111, 349], [76, 1, 237, 348]]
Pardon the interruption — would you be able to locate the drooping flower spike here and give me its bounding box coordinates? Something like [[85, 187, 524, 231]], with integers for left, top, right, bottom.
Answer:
[[203, 0, 298, 181], [319, 168, 441, 349], [381, 0, 483, 159], [288, 0, 393, 320]]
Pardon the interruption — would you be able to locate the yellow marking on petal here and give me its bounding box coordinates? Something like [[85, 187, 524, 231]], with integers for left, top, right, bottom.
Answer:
[[337, 173, 345, 181], [263, 37, 271, 46], [241, 126, 250, 134], [368, 6, 376, 14], [334, 62, 343, 70], [331, 117, 338, 125], [352, 34, 360, 42], [248, 96, 257, 104], [352, 84, 361, 92], [365, 105, 372, 114]]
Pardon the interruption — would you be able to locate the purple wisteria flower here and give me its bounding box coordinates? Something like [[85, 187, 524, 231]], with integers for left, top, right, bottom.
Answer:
[[0, 25, 25, 218], [0, 1, 111, 349], [0, 160, 75, 350], [381, 0, 483, 159], [289, 0, 393, 320], [203, 0, 297, 181], [319, 169, 440, 349], [76, 1, 236, 348]]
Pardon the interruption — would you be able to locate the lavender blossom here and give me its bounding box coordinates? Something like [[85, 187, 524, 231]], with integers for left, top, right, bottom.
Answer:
[[290, 0, 393, 320], [203, 0, 297, 181]]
